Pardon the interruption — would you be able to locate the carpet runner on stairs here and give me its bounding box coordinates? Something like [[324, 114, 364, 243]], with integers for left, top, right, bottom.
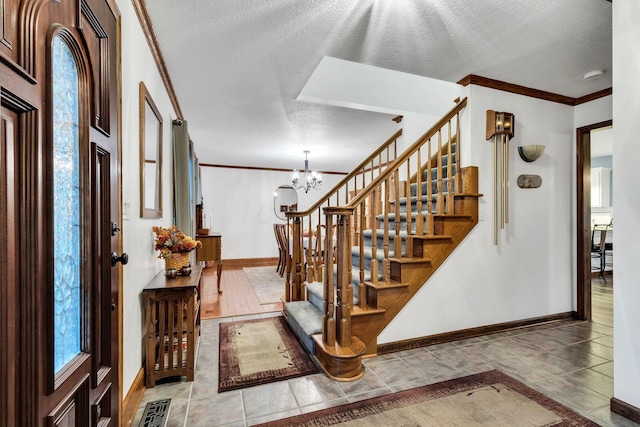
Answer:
[[284, 143, 458, 357]]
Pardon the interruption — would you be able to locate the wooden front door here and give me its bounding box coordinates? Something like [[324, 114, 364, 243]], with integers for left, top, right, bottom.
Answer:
[[0, 0, 121, 425]]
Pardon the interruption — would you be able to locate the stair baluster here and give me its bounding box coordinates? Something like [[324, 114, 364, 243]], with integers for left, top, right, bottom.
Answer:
[[446, 121, 454, 214], [436, 130, 445, 215], [426, 137, 434, 234], [415, 147, 424, 236], [284, 98, 480, 381]]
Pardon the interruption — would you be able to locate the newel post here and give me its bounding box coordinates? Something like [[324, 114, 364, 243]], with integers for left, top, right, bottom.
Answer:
[[322, 214, 336, 347], [324, 206, 354, 348], [290, 216, 305, 301]]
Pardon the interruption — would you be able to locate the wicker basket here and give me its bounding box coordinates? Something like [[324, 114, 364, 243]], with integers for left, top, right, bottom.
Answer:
[[164, 252, 190, 270]]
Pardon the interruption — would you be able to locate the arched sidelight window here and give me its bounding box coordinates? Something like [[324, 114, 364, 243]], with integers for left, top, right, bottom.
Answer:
[[52, 34, 82, 374]]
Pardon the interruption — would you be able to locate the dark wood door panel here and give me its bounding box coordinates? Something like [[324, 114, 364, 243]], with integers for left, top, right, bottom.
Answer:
[[1, 106, 19, 427], [79, 0, 115, 135], [47, 375, 90, 427], [1, 0, 19, 56], [1, 0, 120, 424]]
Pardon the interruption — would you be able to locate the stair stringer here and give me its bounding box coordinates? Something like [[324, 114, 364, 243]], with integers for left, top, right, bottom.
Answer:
[[350, 194, 480, 356]]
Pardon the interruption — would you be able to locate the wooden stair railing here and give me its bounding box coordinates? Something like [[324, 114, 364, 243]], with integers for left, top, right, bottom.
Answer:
[[285, 129, 403, 302], [314, 98, 474, 380]]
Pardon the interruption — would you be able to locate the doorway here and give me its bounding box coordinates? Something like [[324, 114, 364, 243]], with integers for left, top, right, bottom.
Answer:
[[576, 120, 612, 321]]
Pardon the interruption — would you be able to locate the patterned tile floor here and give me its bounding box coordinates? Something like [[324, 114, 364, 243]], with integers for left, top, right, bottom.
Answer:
[[132, 312, 637, 426]]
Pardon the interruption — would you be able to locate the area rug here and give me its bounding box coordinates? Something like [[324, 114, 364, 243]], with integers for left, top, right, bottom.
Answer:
[[243, 266, 284, 304], [255, 370, 599, 426], [218, 316, 318, 392]]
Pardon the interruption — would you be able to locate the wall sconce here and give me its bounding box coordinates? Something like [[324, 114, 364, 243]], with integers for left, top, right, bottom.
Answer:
[[517, 145, 545, 162], [486, 110, 515, 245]]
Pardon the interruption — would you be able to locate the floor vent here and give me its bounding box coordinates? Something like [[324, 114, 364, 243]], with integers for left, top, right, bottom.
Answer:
[[139, 399, 171, 427]]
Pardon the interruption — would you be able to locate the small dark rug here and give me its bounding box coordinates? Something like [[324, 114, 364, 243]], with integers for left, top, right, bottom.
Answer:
[[218, 316, 318, 392], [255, 370, 600, 426]]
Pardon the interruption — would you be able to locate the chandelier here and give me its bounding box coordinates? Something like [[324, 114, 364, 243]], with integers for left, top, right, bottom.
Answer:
[[292, 150, 322, 193]]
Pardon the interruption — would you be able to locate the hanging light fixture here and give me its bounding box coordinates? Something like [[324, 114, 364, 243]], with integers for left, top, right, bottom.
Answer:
[[292, 150, 322, 193]]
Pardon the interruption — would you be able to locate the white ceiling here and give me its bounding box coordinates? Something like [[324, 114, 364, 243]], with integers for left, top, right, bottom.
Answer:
[[145, 0, 612, 172]]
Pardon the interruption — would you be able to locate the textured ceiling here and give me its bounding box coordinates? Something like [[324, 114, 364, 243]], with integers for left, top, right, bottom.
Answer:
[[145, 0, 612, 172]]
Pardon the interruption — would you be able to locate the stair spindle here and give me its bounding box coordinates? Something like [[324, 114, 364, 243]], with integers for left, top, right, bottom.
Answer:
[[369, 189, 379, 287], [405, 158, 412, 241], [416, 148, 424, 237], [436, 130, 445, 215], [446, 120, 454, 214], [393, 170, 402, 259], [455, 112, 462, 193], [383, 175, 391, 282]]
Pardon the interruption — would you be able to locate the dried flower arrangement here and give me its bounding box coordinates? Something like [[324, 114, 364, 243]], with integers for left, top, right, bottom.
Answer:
[[152, 225, 202, 259]]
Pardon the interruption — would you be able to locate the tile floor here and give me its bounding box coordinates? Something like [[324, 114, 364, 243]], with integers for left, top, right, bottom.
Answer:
[[132, 312, 637, 427]]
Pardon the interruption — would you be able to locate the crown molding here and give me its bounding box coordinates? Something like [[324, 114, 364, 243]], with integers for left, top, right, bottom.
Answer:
[[574, 87, 612, 105], [457, 74, 611, 106], [200, 163, 347, 176], [130, 0, 183, 119]]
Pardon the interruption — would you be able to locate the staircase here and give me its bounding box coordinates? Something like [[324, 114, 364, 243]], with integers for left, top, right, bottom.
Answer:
[[283, 98, 481, 380]]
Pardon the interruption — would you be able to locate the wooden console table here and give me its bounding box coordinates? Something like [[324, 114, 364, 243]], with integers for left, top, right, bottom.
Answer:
[[143, 266, 202, 387], [196, 232, 223, 294]]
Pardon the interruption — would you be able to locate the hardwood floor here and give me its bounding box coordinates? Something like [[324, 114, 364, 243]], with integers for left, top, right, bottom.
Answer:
[[199, 261, 614, 324], [200, 264, 283, 319], [592, 272, 613, 327]]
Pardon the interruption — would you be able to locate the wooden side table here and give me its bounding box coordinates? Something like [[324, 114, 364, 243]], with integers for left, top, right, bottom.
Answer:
[[196, 232, 223, 293], [143, 266, 202, 387]]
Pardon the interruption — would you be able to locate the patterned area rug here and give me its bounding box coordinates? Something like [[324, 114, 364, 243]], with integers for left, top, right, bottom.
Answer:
[[243, 266, 284, 305], [255, 370, 599, 426], [218, 316, 318, 392]]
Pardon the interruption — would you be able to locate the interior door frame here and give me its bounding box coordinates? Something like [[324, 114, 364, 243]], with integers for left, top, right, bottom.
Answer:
[[576, 119, 612, 320]]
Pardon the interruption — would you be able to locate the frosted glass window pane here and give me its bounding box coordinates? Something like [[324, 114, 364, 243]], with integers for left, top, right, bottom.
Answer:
[[52, 36, 81, 373]]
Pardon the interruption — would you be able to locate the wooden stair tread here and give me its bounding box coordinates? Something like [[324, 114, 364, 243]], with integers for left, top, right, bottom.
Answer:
[[391, 192, 483, 203], [388, 257, 433, 265], [410, 234, 453, 241], [433, 213, 473, 219], [352, 306, 386, 315], [364, 280, 410, 290], [454, 192, 483, 198]]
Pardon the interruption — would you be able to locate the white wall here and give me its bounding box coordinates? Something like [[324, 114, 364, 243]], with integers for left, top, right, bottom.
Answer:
[[574, 96, 612, 128], [612, 0, 640, 410], [380, 85, 576, 343], [200, 166, 343, 259], [113, 1, 640, 414], [118, 0, 178, 395]]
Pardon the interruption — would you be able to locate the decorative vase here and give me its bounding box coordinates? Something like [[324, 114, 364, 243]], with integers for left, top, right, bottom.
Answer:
[[164, 252, 190, 271]]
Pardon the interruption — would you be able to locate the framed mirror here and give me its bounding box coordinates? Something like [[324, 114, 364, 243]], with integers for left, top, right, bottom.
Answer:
[[139, 81, 163, 218], [273, 185, 298, 221]]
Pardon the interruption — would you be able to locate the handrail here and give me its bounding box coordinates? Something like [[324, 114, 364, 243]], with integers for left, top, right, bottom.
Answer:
[[287, 128, 402, 218], [284, 128, 403, 302], [321, 97, 468, 349], [345, 98, 467, 210]]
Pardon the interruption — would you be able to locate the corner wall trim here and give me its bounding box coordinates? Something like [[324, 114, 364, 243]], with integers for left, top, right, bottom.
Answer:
[[611, 397, 640, 424], [377, 312, 575, 354], [122, 368, 146, 426]]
